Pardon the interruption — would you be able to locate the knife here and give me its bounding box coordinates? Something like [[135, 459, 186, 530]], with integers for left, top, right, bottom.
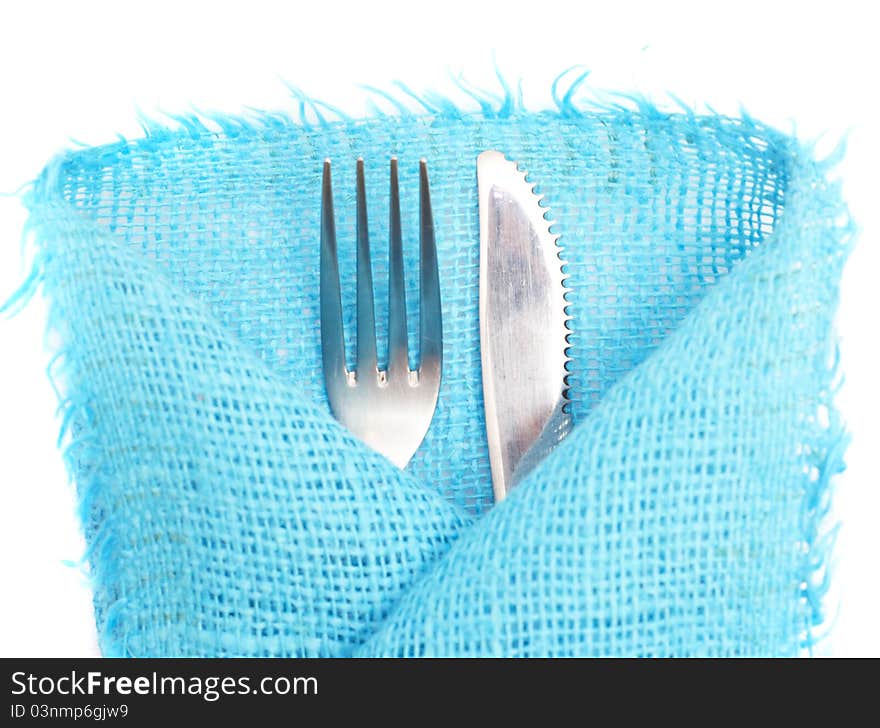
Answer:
[[477, 150, 572, 503]]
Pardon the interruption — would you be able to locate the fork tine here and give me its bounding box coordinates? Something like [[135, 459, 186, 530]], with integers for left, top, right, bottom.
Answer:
[[387, 157, 409, 376], [418, 159, 442, 375], [320, 159, 346, 381], [355, 158, 378, 375]]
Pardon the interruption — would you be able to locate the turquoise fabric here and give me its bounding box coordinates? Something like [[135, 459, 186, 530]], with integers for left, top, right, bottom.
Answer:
[[9, 85, 852, 656]]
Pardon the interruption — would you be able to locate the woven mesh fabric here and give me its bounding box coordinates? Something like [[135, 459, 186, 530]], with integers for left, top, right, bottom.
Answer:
[[12, 90, 851, 656]]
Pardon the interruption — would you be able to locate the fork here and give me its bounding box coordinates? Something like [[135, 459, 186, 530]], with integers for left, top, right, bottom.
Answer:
[[320, 157, 442, 468]]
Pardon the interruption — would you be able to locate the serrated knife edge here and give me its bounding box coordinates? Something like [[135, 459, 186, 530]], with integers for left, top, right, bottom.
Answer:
[[477, 150, 573, 503]]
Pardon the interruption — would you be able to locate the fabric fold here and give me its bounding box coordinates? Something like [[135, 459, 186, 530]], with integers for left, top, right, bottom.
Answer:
[[29, 210, 470, 656]]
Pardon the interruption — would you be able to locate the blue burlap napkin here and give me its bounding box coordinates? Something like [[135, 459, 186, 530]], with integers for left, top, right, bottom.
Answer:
[[6, 81, 852, 656]]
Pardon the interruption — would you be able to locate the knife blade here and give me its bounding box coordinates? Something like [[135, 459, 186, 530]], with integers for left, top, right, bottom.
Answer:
[[477, 150, 572, 503]]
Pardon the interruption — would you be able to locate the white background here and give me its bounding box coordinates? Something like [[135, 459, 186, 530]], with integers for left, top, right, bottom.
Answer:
[[0, 1, 877, 657]]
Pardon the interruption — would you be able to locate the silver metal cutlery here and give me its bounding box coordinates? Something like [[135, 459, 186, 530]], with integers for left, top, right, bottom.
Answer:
[[320, 158, 442, 468], [320, 151, 571, 501], [477, 151, 572, 502]]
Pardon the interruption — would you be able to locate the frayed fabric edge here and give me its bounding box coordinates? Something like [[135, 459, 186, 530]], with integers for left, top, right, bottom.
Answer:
[[51, 68, 797, 151]]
